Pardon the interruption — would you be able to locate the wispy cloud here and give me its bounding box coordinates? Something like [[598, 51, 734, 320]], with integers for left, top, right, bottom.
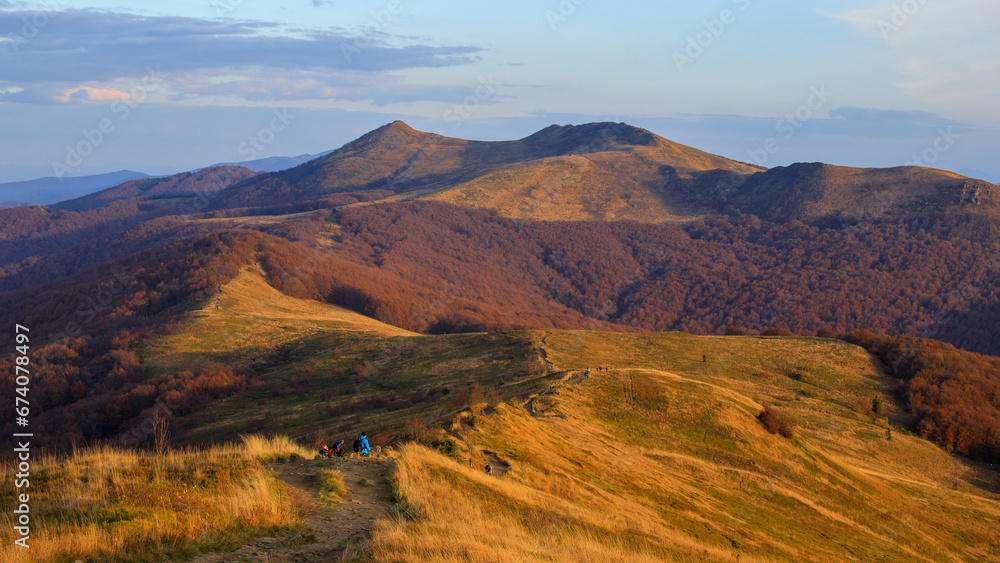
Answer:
[[0, 9, 485, 106], [824, 1, 1000, 122]]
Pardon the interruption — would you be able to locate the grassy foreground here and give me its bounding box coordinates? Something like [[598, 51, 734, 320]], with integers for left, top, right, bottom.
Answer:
[[370, 331, 1000, 562], [0, 435, 312, 563]]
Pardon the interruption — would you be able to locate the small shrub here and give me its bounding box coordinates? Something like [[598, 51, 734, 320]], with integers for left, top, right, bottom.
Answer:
[[434, 436, 461, 460], [758, 405, 795, 438], [318, 469, 346, 507]]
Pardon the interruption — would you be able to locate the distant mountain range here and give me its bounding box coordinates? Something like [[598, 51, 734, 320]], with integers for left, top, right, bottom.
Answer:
[[1, 120, 998, 357], [0, 170, 150, 207], [208, 151, 335, 173], [0, 151, 334, 208], [181, 120, 996, 225]]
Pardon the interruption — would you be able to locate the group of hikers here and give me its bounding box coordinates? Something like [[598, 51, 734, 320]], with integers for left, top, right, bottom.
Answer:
[[319, 432, 370, 458]]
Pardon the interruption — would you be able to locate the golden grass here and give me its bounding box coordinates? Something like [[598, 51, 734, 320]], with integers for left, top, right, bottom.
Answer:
[[371, 331, 1000, 562], [318, 469, 346, 507], [143, 268, 417, 373], [372, 443, 719, 563], [419, 151, 710, 224], [0, 435, 313, 563]]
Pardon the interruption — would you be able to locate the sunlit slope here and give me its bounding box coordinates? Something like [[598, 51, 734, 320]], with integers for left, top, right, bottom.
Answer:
[[375, 331, 1000, 562], [406, 134, 761, 223], [213, 121, 761, 221], [416, 151, 705, 223], [143, 268, 416, 373]]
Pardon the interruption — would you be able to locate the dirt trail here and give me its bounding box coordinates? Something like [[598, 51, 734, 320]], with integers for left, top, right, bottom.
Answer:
[[186, 456, 394, 563], [482, 450, 510, 477], [538, 331, 556, 374], [526, 368, 589, 418]]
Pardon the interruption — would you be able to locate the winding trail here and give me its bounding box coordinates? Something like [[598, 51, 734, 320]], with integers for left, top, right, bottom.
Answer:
[[538, 331, 556, 375], [186, 456, 394, 562]]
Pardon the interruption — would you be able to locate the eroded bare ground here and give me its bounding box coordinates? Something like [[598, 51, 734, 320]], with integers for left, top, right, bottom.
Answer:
[[481, 450, 510, 478], [187, 456, 395, 563]]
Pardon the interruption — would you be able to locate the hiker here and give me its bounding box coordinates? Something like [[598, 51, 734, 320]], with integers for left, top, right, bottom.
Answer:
[[485, 463, 492, 475], [319, 444, 332, 457], [334, 440, 344, 457], [355, 433, 370, 455]]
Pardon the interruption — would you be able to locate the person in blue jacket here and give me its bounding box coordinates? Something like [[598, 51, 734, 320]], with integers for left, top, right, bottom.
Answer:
[[359, 433, 370, 455]]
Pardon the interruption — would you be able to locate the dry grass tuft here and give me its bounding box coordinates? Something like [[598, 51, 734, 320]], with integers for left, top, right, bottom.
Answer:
[[318, 469, 346, 507], [0, 435, 311, 563]]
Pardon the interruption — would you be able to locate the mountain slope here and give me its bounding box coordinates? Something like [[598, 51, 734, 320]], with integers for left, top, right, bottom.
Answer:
[[728, 163, 1000, 223], [145, 267, 417, 373], [374, 331, 1000, 562], [54, 165, 258, 212], [205, 121, 999, 226], [208, 121, 761, 222]]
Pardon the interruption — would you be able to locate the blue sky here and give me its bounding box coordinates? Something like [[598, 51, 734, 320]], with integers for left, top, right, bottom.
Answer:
[[1, 0, 998, 182]]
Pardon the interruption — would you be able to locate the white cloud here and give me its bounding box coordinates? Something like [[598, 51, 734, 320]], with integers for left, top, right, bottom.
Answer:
[[824, 0, 1000, 124], [0, 9, 487, 107]]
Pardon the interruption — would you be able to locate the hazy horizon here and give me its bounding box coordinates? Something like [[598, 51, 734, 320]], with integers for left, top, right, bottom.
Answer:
[[1, 0, 998, 183]]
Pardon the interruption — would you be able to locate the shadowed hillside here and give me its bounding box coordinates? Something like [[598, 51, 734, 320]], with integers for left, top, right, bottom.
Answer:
[[726, 162, 1000, 223], [0, 166, 259, 269], [53, 165, 259, 212]]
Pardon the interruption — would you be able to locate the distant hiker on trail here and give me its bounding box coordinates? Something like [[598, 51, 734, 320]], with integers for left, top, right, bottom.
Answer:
[[319, 444, 332, 457], [485, 463, 492, 475], [355, 433, 370, 455], [334, 440, 344, 457]]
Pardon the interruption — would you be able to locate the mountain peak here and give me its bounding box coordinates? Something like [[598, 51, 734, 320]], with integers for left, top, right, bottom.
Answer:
[[523, 122, 658, 151], [381, 120, 417, 134], [343, 120, 435, 152]]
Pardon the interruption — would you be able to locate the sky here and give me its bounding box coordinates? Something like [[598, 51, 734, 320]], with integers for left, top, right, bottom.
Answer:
[[0, 0, 998, 183]]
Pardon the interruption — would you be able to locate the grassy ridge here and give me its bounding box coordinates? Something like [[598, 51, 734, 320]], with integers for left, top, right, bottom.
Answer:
[[143, 268, 416, 374], [147, 271, 553, 446], [373, 331, 1000, 562]]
